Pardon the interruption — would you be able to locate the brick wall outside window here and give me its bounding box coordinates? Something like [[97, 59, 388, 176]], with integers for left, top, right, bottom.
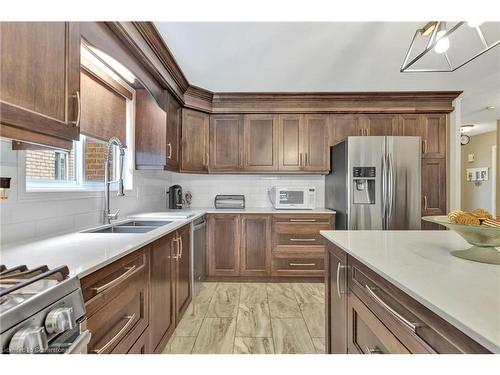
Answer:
[[84, 139, 115, 182], [26, 149, 75, 181]]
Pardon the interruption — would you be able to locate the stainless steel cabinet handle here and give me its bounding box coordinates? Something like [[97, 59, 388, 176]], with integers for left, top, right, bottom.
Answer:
[[178, 235, 183, 258], [289, 219, 316, 222], [423, 139, 428, 154], [72, 91, 81, 127], [290, 238, 316, 242], [92, 313, 136, 354], [364, 345, 383, 354], [172, 237, 179, 259], [289, 263, 316, 267], [167, 143, 172, 159], [336, 263, 347, 298], [365, 285, 420, 332], [423, 195, 428, 210], [92, 265, 136, 294]]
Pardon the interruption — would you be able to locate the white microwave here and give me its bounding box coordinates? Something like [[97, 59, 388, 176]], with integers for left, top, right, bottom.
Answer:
[[269, 187, 316, 210]]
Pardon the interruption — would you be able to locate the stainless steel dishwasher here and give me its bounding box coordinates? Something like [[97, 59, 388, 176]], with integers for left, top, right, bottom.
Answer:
[[192, 216, 206, 297]]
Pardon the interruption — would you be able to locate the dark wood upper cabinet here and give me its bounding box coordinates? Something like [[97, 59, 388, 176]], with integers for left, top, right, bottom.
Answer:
[[303, 114, 330, 171], [209, 114, 244, 172], [240, 215, 271, 276], [181, 108, 209, 173], [149, 234, 175, 353], [175, 224, 192, 322], [420, 114, 446, 158], [0, 22, 80, 146], [399, 114, 446, 158], [243, 114, 278, 171], [362, 114, 399, 136], [207, 214, 240, 277], [278, 114, 304, 171], [166, 91, 181, 171], [330, 114, 361, 145], [135, 88, 167, 168]]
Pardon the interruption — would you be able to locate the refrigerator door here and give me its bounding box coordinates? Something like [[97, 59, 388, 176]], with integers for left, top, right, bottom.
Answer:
[[347, 137, 385, 230], [385, 136, 422, 230]]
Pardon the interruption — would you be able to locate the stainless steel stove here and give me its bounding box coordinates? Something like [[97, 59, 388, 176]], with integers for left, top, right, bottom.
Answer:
[[0, 264, 90, 354]]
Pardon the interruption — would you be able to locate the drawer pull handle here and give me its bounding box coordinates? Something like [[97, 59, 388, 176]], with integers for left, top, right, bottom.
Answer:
[[289, 262, 316, 267], [92, 313, 136, 354], [290, 238, 316, 242], [336, 263, 347, 298], [364, 345, 383, 354], [289, 219, 316, 222], [364, 285, 420, 333], [92, 265, 136, 294]]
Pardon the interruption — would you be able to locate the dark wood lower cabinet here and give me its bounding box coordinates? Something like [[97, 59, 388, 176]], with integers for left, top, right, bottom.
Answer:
[[325, 243, 347, 353], [207, 214, 241, 276], [81, 224, 193, 354], [149, 234, 175, 353], [175, 224, 192, 322], [240, 215, 271, 276], [326, 242, 491, 354]]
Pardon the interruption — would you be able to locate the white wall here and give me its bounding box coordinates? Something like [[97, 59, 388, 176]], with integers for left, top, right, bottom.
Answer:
[[0, 139, 171, 246], [170, 172, 325, 208]]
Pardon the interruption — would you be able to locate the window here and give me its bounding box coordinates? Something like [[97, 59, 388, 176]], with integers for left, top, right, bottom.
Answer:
[[25, 43, 134, 193], [25, 135, 125, 191]]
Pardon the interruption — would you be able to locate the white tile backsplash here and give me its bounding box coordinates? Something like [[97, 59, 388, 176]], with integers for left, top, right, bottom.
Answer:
[[170, 173, 325, 209], [0, 137, 327, 245], [0, 139, 172, 245]]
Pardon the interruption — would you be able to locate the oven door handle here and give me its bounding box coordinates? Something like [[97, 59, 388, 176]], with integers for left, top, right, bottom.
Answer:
[[64, 330, 91, 354]]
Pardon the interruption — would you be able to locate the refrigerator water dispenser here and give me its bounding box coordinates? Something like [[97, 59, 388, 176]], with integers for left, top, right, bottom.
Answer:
[[352, 167, 375, 204]]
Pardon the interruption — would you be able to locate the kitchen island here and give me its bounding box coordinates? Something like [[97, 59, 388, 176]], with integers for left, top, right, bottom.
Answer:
[[320, 230, 500, 354]]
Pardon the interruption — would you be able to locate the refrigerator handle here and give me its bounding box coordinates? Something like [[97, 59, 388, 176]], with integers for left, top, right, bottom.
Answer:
[[387, 152, 395, 227], [381, 153, 387, 230]]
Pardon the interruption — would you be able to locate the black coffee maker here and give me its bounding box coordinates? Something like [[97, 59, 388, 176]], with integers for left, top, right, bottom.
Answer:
[[168, 185, 183, 209]]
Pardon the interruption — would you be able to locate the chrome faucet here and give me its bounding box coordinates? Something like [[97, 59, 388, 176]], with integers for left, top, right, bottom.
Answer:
[[103, 137, 126, 224]]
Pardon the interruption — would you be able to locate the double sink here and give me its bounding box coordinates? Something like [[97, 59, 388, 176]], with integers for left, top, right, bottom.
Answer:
[[85, 220, 173, 234]]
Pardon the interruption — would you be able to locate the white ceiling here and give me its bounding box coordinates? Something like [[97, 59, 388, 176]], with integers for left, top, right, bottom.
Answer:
[[155, 22, 500, 129]]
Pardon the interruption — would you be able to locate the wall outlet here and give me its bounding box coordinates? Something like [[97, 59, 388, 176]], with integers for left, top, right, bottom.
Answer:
[[468, 153, 475, 162]]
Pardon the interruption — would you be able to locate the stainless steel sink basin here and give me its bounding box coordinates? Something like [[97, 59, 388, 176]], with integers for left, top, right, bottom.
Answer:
[[89, 226, 157, 234], [84, 220, 172, 234], [116, 220, 172, 227]]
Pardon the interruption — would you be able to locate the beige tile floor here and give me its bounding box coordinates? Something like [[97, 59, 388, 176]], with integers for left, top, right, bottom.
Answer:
[[162, 282, 326, 354]]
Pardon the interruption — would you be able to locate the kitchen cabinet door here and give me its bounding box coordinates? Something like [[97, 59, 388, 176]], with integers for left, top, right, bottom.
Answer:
[[422, 158, 446, 227], [209, 115, 244, 172], [330, 114, 362, 145], [181, 108, 209, 173], [243, 114, 278, 171], [207, 214, 240, 276], [0, 22, 80, 145], [362, 114, 399, 136], [175, 224, 192, 322], [135, 89, 167, 168], [240, 215, 271, 276], [420, 114, 446, 158], [303, 114, 330, 172], [149, 235, 175, 353], [166, 91, 181, 171], [326, 243, 347, 353], [278, 114, 304, 171]]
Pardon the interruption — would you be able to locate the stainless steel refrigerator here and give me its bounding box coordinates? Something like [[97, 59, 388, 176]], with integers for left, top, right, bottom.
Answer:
[[325, 136, 421, 230]]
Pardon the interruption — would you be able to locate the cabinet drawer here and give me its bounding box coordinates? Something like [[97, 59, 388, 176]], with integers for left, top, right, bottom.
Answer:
[[81, 249, 147, 315], [348, 292, 410, 354], [271, 252, 324, 277], [86, 262, 149, 354], [349, 256, 489, 353], [276, 232, 324, 246], [273, 214, 333, 224]]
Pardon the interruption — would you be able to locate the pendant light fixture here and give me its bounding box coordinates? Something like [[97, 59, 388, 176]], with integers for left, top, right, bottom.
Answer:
[[401, 21, 500, 72]]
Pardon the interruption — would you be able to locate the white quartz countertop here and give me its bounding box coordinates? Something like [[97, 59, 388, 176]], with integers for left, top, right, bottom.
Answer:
[[131, 207, 335, 216], [0, 207, 334, 279], [320, 230, 500, 353]]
